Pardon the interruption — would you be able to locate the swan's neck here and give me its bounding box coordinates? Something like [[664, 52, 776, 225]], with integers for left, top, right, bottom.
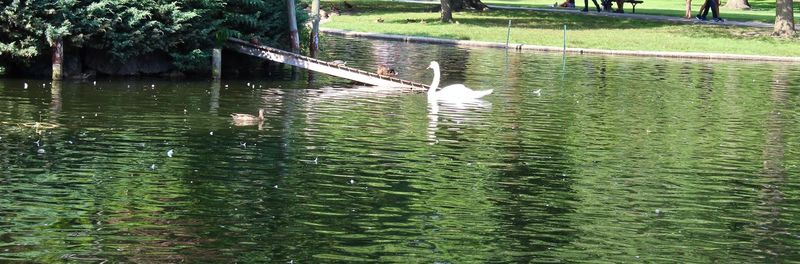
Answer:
[[428, 66, 440, 99]]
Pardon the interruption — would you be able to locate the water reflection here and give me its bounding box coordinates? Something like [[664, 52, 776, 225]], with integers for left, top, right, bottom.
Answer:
[[209, 80, 220, 115], [50, 81, 62, 116], [1, 36, 800, 262], [427, 100, 492, 145]]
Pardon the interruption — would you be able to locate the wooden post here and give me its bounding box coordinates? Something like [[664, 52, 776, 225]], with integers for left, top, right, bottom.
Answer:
[[212, 48, 222, 80], [310, 0, 321, 58], [52, 38, 63, 80], [287, 0, 301, 54]]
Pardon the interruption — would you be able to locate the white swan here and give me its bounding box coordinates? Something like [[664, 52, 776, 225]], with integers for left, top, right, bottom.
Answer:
[[427, 61, 493, 101]]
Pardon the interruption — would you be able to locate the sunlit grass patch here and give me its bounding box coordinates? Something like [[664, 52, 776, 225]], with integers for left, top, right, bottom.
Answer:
[[321, 0, 800, 56]]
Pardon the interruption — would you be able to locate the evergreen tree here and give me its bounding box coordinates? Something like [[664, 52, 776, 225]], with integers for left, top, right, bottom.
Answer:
[[0, 0, 308, 74]]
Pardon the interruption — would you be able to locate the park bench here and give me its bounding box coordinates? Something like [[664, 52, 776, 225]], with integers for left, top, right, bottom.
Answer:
[[601, 0, 644, 13], [624, 0, 644, 13]]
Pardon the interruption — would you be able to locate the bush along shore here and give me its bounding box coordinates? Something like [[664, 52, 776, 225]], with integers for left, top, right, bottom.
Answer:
[[0, 1, 308, 78]]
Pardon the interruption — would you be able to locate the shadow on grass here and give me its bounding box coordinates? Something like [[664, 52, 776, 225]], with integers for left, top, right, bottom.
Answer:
[[639, 8, 779, 23], [401, 32, 473, 40], [330, 0, 792, 26], [363, 9, 686, 31], [744, 0, 800, 11]]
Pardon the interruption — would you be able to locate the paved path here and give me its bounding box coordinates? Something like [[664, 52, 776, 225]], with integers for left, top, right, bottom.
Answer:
[[391, 0, 792, 29]]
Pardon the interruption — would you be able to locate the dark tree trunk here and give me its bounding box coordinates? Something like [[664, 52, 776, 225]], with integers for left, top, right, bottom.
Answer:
[[438, 0, 489, 22], [724, 0, 751, 9], [52, 38, 63, 80], [441, 0, 453, 22], [773, 0, 795, 37]]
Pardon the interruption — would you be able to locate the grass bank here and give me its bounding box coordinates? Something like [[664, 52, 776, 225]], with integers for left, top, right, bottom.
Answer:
[[321, 0, 800, 57], [483, 0, 800, 24]]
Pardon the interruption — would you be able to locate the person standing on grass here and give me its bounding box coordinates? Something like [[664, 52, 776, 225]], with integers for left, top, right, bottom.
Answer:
[[696, 0, 724, 22], [614, 0, 625, 13], [582, 0, 602, 12], [558, 0, 576, 8], [685, 0, 692, 18]]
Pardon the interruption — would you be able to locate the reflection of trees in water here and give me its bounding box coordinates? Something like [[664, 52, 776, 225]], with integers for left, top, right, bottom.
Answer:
[[752, 66, 795, 261], [430, 46, 470, 86], [426, 99, 492, 144], [50, 81, 62, 116], [166, 87, 297, 262], [283, 95, 431, 260], [209, 81, 220, 115], [5, 49, 800, 262], [547, 58, 780, 262]]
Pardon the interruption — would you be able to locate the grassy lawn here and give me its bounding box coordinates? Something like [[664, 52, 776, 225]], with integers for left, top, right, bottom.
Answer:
[[321, 0, 800, 56], [483, 0, 800, 23]]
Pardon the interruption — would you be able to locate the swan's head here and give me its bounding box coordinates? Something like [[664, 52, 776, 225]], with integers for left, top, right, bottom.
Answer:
[[427, 61, 440, 70]]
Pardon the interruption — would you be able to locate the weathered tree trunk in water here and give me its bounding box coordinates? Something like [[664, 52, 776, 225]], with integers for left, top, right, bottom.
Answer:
[[212, 48, 221, 80], [52, 38, 63, 80], [441, 0, 453, 22], [773, 0, 796, 37], [724, 0, 751, 9], [310, 0, 321, 58], [286, 0, 301, 54]]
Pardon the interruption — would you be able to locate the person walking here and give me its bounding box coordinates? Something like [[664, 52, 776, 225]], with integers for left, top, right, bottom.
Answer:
[[685, 0, 692, 18], [696, 0, 724, 22], [582, 0, 602, 12]]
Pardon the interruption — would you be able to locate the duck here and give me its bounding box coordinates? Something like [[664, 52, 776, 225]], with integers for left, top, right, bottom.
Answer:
[[376, 65, 398, 76], [376, 17, 384, 23], [426, 61, 493, 101], [231, 109, 265, 126], [331, 60, 347, 67]]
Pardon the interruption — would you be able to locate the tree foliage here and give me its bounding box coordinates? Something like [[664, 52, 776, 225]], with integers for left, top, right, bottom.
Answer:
[[0, 0, 308, 73]]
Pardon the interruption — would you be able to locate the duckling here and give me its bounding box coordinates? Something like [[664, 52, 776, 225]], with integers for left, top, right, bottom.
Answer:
[[331, 60, 347, 67], [376, 65, 398, 76], [376, 17, 384, 23], [231, 109, 265, 126], [250, 37, 261, 45]]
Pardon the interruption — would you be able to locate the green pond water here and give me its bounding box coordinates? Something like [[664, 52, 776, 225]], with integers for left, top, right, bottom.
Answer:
[[1, 36, 800, 263]]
